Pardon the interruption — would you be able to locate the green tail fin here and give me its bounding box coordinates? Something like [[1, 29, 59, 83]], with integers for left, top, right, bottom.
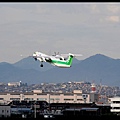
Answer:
[[66, 54, 74, 66]]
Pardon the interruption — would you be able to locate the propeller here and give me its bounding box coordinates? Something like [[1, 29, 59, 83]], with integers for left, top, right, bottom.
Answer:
[[53, 52, 60, 56]]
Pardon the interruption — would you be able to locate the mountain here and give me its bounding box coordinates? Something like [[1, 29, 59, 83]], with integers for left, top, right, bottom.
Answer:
[[0, 54, 120, 86], [13, 56, 80, 72], [0, 62, 42, 84], [13, 57, 55, 72]]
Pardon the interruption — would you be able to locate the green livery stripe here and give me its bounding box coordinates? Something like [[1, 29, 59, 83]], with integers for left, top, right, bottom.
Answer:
[[51, 55, 73, 66]]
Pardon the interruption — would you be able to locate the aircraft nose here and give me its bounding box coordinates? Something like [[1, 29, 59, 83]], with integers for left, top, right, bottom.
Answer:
[[33, 51, 40, 57], [33, 52, 36, 56]]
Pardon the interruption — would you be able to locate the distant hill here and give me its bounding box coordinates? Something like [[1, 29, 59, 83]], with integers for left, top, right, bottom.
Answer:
[[13, 57, 55, 72], [0, 54, 120, 87], [13, 56, 80, 72]]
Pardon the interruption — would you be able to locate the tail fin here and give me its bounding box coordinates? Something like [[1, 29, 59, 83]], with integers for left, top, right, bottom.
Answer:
[[66, 53, 74, 67], [66, 53, 82, 67]]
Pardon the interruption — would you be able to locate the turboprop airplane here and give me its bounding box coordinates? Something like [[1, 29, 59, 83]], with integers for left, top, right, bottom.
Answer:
[[32, 51, 82, 68]]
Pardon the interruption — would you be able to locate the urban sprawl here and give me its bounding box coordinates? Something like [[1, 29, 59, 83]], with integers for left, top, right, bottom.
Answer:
[[0, 81, 120, 118]]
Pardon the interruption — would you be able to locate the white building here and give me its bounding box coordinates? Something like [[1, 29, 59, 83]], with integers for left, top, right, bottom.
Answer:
[[0, 90, 99, 104], [8, 81, 21, 87], [109, 96, 120, 114]]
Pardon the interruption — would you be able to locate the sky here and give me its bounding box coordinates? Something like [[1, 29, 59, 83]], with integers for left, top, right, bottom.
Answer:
[[0, 2, 120, 63]]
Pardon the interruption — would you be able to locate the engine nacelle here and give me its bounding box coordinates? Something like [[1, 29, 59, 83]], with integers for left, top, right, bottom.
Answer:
[[45, 58, 52, 62]]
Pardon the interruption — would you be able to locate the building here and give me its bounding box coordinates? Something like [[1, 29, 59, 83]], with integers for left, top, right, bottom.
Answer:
[[0, 90, 99, 104], [109, 96, 120, 115], [7, 81, 21, 87], [91, 83, 96, 93], [0, 105, 11, 118]]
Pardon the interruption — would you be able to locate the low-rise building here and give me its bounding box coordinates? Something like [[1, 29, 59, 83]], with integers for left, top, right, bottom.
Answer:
[[109, 96, 120, 114], [8, 81, 21, 87], [0, 105, 10, 118], [0, 90, 99, 104]]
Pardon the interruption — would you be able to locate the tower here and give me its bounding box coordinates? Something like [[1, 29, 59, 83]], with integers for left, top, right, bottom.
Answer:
[[91, 83, 96, 93]]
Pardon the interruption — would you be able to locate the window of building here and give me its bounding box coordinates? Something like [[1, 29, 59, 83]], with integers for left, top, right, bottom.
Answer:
[[24, 98, 33, 101], [10, 98, 20, 100], [64, 99, 74, 101], [77, 99, 83, 101], [37, 98, 47, 101]]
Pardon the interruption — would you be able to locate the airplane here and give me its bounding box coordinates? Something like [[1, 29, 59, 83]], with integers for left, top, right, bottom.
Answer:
[[31, 51, 82, 68]]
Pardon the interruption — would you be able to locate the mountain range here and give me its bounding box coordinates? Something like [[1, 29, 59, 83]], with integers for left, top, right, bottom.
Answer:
[[0, 54, 120, 87]]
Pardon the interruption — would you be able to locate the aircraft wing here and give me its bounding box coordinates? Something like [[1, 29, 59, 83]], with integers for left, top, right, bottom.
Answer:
[[31, 54, 52, 62]]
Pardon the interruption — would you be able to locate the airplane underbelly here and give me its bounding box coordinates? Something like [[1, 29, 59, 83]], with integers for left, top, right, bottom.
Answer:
[[53, 63, 70, 68]]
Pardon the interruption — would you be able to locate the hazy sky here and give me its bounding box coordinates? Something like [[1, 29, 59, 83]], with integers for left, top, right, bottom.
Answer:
[[0, 2, 120, 63]]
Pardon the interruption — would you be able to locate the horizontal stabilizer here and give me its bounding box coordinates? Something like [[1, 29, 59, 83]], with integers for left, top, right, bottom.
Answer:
[[72, 54, 83, 57], [61, 53, 83, 57]]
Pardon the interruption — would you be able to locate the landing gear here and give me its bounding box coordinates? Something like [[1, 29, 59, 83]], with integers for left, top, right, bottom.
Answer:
[[40, 64, 43, 67], [34, 58, 37, 61]]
